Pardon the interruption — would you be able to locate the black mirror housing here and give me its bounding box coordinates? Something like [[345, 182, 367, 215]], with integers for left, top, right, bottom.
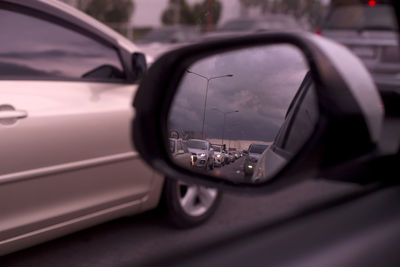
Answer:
[[132, 32, 384, 194]]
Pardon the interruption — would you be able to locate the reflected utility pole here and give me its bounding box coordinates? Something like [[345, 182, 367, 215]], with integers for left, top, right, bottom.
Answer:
[[186, 70, 233, 139], [212, 108, 239, 146]]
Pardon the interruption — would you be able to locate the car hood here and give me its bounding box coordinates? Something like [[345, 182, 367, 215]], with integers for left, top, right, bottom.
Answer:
[[188, 148, 207, 154]]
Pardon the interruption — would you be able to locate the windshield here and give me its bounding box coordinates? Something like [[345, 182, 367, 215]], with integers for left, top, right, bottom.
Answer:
[[188, 140, 207, 150], [249, 144, 269, 154], [212, 145, 222, 152], [324, 5, 398, 31]]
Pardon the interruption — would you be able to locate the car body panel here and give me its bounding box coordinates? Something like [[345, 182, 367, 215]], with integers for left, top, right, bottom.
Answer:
[[0, 0, 163, 255], [321, 3, 400, 91], [0, 80, 159, 256]]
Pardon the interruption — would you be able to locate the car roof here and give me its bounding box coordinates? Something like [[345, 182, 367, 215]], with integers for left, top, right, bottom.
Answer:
[[3, 0, 139, 53]]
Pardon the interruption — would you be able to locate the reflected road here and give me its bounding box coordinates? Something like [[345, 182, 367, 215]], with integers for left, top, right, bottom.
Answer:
[[210, 157, 248, 183]]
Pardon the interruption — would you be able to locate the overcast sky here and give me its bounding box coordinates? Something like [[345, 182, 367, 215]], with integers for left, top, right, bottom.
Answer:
[[168, 44, 310, 142]]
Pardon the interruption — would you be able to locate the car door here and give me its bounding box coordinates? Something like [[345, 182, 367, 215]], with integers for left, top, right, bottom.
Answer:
[[0, 5, 153, 245], [256, 74, 318, 180]]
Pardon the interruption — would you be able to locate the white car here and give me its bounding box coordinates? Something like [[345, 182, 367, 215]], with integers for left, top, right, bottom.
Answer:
[[187, 139, 215, 170], [0, 0, 220, 256], [211, 144, 225, 167]]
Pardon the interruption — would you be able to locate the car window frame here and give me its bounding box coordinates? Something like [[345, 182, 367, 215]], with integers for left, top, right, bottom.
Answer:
[[0, 2, 130, 84]]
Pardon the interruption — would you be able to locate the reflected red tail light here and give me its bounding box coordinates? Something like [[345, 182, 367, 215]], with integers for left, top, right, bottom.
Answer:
[[316, 29, 322, 35]]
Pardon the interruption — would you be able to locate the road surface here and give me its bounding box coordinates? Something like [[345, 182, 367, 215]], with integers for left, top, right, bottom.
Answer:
[[2, 162, 362, 267]]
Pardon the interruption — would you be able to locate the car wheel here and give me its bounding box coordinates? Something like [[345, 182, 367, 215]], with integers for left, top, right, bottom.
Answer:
[[162, 178, 222, 228]]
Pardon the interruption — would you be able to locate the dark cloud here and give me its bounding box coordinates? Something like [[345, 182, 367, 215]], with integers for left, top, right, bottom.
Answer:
[[169, 44, 309, 142]]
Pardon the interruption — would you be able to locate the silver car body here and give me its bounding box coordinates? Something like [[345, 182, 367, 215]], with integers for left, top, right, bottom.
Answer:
[[0, 0, 163, 255], [321, 3, 400, 91]]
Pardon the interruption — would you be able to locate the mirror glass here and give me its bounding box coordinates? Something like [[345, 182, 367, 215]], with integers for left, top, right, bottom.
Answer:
[[167, 44, 319, 184]]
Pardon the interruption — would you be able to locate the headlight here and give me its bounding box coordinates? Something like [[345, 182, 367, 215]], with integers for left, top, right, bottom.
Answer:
[[216, 154, 221, 158], [199, 153, 206, 157]]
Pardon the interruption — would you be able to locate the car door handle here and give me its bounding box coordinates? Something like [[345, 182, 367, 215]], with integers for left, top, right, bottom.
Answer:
[[0, 110, 28, 120]]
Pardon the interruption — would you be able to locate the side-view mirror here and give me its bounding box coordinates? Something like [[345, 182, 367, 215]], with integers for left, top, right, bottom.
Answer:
[[133, 32, 384, 193], [131, 52, 147, 81]]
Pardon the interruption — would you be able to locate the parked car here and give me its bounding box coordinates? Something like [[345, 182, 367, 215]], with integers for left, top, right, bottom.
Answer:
[[228, 151, 236, 163], [0, 0, 221, 256], [187, 139, 215, 170], [320, 1, 400, 91], [243, 143, 269, 177], [222, 150, 230, 165]]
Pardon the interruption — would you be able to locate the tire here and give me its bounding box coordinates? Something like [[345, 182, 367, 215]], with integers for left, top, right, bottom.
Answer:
[[162, 178, 222, 228]]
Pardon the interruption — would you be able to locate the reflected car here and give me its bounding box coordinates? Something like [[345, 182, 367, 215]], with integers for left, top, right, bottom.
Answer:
[[187, 139, 215, 170], [243, 143, 269, 177], [211, 144, 225, 167]]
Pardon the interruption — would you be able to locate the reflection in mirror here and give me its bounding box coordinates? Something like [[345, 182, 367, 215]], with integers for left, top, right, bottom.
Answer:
[[167, 45, 319, 185]]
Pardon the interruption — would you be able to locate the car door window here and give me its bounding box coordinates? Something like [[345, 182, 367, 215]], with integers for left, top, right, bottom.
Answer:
[[0, 7, 125, 81]]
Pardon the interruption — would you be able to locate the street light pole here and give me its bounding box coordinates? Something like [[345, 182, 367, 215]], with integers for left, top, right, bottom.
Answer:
[[202, 79, 210, 139], [212, 108, 239, 146], [186, 70, 233, 139]]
